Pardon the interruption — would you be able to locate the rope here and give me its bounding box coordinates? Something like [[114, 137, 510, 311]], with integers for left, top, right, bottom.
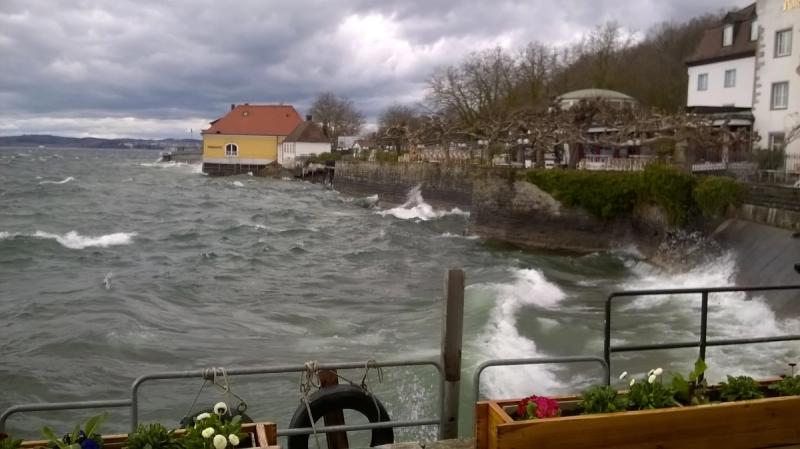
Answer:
[[299, 361, 322, 449], [359, 360, 384, 422]]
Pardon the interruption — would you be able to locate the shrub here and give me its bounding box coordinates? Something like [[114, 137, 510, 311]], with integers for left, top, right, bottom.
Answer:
[[693, 176, 742, 219], [640, 163, 697, 226], [718, 375, 763, 402], [579, 385, 626, 414], [770, 376, 800, 396], [526, 170, 641, 220]]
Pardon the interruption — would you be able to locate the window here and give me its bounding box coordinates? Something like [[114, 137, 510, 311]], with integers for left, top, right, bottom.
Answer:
[[697, 73, 708, 91], [723, 24, 734, 46], [225, 143, 238, 156], [775, 28, 792, 57], [750, 21, 758, 41], [769, 133, 785, 151], [724, 69, 736, 88], [771, 82, 789, 109]]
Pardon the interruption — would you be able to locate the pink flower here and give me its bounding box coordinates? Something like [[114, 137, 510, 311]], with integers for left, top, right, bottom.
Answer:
[[516, 395, 561, 419]]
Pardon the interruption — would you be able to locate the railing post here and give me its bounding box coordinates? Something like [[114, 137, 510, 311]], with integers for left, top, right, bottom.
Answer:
[[440, 269, 464, 440], [699, 291, 709, 380]]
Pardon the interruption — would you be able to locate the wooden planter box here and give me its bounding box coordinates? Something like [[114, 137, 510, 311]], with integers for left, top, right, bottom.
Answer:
[[476, 397, 800, 449], [20, 422, 280, 449]]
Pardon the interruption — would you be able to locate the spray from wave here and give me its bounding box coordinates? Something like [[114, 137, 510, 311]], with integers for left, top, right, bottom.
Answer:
[[618, 252, 800, 380], [377, 185, 469, 221], [475, 269, 566, 398], [30, 231, 137, 249], [38, 177, 75, 185]]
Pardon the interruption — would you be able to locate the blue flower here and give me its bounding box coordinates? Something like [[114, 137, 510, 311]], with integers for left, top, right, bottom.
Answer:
[[80, 438, 100, 449]]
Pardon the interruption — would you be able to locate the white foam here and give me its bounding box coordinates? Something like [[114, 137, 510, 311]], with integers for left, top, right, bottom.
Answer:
[[103, 272, 113, 290], [0, 231, 14, 241], [377, 185, 470, 221], [620, 252, 800, 381], [439, 232, 479, 240], [232, 181, 245, 187], [38, 176, 75, 185], [32, 231, 137, 249], [476, 269, 566, 398]]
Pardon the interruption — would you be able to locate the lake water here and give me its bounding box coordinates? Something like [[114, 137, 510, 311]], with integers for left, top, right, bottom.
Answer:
[[1, 148, 797, 441]]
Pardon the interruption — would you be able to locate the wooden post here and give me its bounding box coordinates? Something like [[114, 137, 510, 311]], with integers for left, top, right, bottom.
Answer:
[[319, 369, 349, 449], [440, 269, 465, 440]]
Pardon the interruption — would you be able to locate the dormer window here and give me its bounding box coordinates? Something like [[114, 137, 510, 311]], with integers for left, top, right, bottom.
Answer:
[[723, 24, 734, 47]]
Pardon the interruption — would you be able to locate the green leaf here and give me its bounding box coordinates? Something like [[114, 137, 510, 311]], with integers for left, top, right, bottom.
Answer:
[[689, 358, 707, 382], [42, 426, 59, 443], [526, 402, 538, 420], [83, 413, 107, 438], [229, 415, 241, 427]]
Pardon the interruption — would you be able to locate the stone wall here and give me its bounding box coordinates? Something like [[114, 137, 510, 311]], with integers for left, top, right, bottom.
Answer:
[[333, 162, 473, 209], [469, 171, 666, 253]]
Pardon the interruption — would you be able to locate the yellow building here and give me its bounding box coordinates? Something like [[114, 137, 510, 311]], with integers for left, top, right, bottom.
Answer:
[[202, 104, 303, 175]]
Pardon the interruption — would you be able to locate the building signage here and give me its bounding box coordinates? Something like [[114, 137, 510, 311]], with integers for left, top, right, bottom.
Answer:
[[785, 0, 800, 11]]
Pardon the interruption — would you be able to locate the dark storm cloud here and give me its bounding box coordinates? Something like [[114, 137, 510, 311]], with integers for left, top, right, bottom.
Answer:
[[0, 0, 750, 138]]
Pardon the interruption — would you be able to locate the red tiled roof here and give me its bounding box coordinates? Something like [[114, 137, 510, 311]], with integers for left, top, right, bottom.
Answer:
[[686, 4, 757, 66], [283, 121, 330, 143], [202, 105, 303, 136]]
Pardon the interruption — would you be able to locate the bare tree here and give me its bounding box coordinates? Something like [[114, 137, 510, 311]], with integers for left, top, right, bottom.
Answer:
[[309, 92, 365, 144]]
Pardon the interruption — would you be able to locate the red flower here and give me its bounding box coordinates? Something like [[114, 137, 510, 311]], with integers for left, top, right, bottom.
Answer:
[[516, 395, 560, 419]]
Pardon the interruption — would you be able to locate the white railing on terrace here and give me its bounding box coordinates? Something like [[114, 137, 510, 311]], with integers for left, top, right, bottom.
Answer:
[[579, 155, 654, 172]]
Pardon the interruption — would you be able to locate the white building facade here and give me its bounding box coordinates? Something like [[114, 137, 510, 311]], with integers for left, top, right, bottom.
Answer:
[[687, 2, 800, 170], [753, 0, 800, 167], [277, 117, 331, 168]]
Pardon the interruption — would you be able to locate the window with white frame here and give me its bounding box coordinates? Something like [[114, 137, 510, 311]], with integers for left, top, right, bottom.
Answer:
[[750, 21, 758, 41], [225, 143, 238, 156], [771, 82, 789, 110], [697, 73, 708, 91], [769, 133, 785, 151], [723, 24, 734, 46], [775, 29, 792, 57], [724, 69, 736, 88]]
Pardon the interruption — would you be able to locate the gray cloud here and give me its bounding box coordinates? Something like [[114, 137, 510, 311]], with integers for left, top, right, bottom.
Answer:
[[0, 0, 751, 138]]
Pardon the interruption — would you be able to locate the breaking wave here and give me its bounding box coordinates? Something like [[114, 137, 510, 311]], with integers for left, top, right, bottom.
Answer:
[[377, 185, 469, 221], [475, 269, 566, 398], [27, 231, 137, 249], [38, 177, 75, 185]]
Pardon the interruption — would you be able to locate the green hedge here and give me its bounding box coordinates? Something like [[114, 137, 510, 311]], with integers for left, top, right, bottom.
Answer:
[[526, 164, 740, 225]]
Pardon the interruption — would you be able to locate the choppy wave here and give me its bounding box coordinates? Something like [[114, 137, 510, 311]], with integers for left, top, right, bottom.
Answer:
[[477, 269, 566, 398], [620, 253, 800, 381], [377, 185, 469, 221], [38, 176, 75, 185], [232, 181, 245, 187], [30, 231, 137, 249], [438, 232, 479, 240], [140, 161, 203, 173]]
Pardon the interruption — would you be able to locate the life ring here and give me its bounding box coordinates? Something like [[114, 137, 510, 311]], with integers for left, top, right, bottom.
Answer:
[[287, 384, 394, 449]]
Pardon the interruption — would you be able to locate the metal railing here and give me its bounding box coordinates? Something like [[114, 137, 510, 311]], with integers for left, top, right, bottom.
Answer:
[[472, 356, 609, 405], [603, 285, 800, 385], [1, 359, 443, 440]]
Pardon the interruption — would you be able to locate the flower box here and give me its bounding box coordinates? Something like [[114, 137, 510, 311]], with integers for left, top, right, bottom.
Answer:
[[475, 396, 800, 449], [19, 422, 280, 449]]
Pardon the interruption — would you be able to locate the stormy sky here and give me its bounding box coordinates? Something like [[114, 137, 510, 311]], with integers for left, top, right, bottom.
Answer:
[[0, 0, 750, 139]]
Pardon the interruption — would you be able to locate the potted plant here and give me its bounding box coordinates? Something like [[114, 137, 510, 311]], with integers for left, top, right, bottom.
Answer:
[[475, 362, 800, 449]]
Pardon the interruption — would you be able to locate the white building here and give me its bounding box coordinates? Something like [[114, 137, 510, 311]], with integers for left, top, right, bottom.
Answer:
[[753, 0, 800, 168], [687, 2, 800, 169], [277, 116, 331, 168]]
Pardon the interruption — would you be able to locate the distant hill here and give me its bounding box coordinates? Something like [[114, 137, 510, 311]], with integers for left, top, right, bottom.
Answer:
[[0, 134, 201, 150]]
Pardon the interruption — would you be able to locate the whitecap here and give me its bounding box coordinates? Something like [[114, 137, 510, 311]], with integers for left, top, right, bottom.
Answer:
[[38, 176, 75, 185], [233, 181, 245, 187], [103, 272, 113, 290], [475, 269, 566, 398], [377, 185, 470, 221], [439, 232, 479, 240], [32, 230, 137, 249]]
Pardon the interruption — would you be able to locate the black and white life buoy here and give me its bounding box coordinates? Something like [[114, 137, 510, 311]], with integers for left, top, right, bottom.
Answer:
[[287, 384, 394, 449]]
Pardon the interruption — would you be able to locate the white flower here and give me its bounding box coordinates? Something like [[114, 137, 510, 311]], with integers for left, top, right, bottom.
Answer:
[[653, 368, 663, 376], [619, 371, 628, 380], [214, 402, 228, 416], [196, 413, 211, 421], [213, 434, 227, 449], [202, 427, 215, 439], [648, 374, 657, 384], [648, 369, 655, 376], [228, 434, 240, 446], [630, 378, 636, 387]]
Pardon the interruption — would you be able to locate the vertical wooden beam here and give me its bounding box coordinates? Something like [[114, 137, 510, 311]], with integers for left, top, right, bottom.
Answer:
[[319, 369, 349, 449], [441, 269, 465, 440]]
